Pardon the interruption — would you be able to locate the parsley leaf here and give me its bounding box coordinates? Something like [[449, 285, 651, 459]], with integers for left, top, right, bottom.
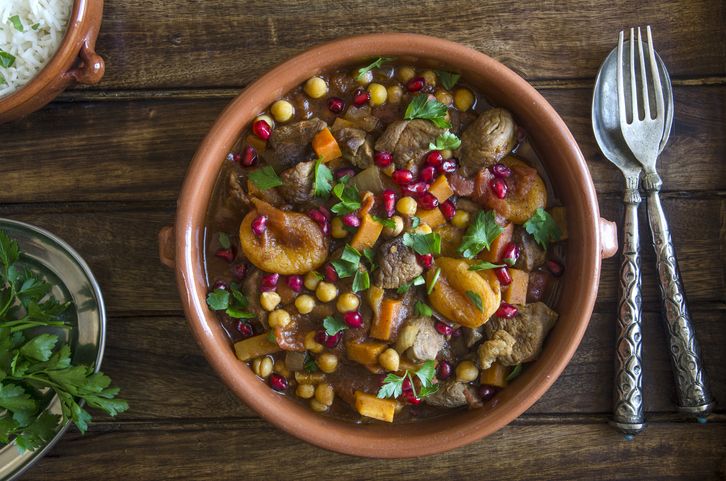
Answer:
[[402, 232, 441, 256], [397, 275, 425, 294], [0, 49, 16, 68], [377, 360, 438, 400], [415, 300, 433, 317], [410, 216, 421, 229], [428, 130, 461, 151], [206, 289, 229, 311], [523, 208, 561, 249], [465, 291, 483, 311], [356, 57, 394, 81], [371, 215, 396, 229], [20, 334, 57, 362], [218, 232, 231, 249], [331, 244, 362, 279], [249, 166, 283, 190], [31, 23, 39, 30], [404, 94, 452, 129], [303, 352, 318, 372], [352, 269, 370, 293], [323, 316, 347, 336], [468, 261, 505, 271], [457, 210, 504, 259], [313, 157, 333, 198], [330, 179, 361, 215], [506, 364, 523, 382], [427, 267, 441, 295], [9, 15, 24, 32], [436, 70, 461, 90], [362, 248, 377, 271], [0, 73, 6, 86]]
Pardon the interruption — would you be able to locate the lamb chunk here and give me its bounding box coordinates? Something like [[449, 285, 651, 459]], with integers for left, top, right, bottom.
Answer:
[[344, 105, 382, 133], [263, 118, 327, 170], [512, 226, 546, 272], [463, 326, 485, 349], [374, 119, 444, 172], [484, 302, 558, 365], [459, 108, 516, 176], [405, 316, 445, 362], [478, 329, 517, 370], [285, 351, 306, 371], [228, 171, 250, 207], [425, 380, 477, 408], [375, 237, 423, 289], [334, 127, 374, 168], [279, 160, 314, 204]]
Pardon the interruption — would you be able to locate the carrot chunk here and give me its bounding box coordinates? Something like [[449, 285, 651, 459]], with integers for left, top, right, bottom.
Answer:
[[312, 127, 342, 161]]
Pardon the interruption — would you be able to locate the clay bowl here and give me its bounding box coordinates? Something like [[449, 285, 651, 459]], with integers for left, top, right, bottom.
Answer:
[[161, 33, 617, 458], [0, 0, 104, 124]]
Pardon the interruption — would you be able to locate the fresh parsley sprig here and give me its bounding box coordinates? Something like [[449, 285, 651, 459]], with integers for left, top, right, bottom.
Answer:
[[355, 57, 395, 81], [330, 178, 361, 215], [457, 210, 504, 259], [436, 70, 461, 90], [249, 166, 283, 190], [523, 208, 561, 249], [206, 282, 255, 319], [313, 157, 333, 198], [377, 360, 438, 400], [428, 130, 461, 151], [404, 94, 452, 129], [402, 232, 441, 256]]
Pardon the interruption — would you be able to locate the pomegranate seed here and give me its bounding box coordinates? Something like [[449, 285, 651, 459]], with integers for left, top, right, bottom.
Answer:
[[334, 167, 356, 180], [286, 275, 303, 292], [374, 150, 393, 168], [227, 152, 241, 163], [328, 96, 345, 113], [325, 332, 342, 348], [418, 192, 439, 210], [406, 76, 425, 92], [252, 119, 271, 140], [435, 320, 453, 336], [478, 384, 499, 401], [439, 158, 458, 173], [260, 273, 279, 291], [353, 88, 370, 106], [402, 181, 429, 196], [494, 266, 512, 286], [501, 242, 520, 266], [308, 209, 330, 235], [426, 151, 444, 168], [382, 190, 397, 218], [342, 212, 361, 228], [212, 280, 228, 291], [315, 330, 328, 344], [436, 360, 453, 380], [495, 302, 519, 318], [251, 215, 268, 236], [324, 264, 338, 282], [490, 163, 512, 178], [344, 311, 363, 328], [215, 247, 235, 263], [319, 205, 332, 220], [392, 169, 414, 186], [419, 165, 436, 183], [307, 209, 326, 224], [269, 373, 288, 391], [489, 177, 508, 199], [230, 263, 247, 280], [402, 377, 413, 392], [440, 199, 456, 220], [417, 253, 433, 269], [236, 321, 254, 338], [241, 145, 258, 167], [547, 259, 565, 277], [403, 390, 422, 405]]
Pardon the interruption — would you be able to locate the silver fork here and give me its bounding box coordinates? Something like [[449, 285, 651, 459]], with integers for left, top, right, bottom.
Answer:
[[617, 27, 714, 417]]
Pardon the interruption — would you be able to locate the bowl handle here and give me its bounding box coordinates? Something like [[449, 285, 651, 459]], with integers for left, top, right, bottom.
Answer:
[[66, 41, 105, 85], [158, 225, 175, 268], [599, 217, 618, 259]]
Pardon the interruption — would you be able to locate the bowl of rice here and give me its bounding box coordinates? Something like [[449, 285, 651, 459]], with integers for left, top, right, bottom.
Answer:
[[0, 0, 104, 124]]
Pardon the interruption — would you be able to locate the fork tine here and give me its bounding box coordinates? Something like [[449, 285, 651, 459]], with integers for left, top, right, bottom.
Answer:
[[646, 25, 665, 119], [629, 28, 638, 121], [617, 30, 628, 126], [636, 27, 651, 119]]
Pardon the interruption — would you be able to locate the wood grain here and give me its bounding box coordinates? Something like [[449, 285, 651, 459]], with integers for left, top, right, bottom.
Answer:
[[1, 87, 723, 203]]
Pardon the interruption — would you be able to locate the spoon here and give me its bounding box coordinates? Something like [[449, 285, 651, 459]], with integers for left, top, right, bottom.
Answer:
[[592, 41, 673, 436]]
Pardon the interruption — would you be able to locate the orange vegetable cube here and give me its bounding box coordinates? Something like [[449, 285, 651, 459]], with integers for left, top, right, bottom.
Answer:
[[312, 127, 342, 161], [369, 298, 403, 341], [480, 362, 509, 388], [429, 175, 454, 203], [417, 207, 446, 228], [346, 340, 388, 366], [354, 391, 396, 422], [502, 268, 528, 305], [350, 213, 383, 251]]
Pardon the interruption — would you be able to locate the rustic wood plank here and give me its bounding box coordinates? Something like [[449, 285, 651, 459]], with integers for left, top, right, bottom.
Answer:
[[24, 419, 726, 481], [74, 0, 726, 90], [1, 86, 723, 203]]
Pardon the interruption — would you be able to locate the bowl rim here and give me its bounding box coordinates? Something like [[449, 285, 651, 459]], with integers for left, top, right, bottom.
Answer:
[[175, 33, 601, 458]]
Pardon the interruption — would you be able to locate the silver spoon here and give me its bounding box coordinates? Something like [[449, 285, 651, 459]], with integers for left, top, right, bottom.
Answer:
[[592, 40, 673, 436]]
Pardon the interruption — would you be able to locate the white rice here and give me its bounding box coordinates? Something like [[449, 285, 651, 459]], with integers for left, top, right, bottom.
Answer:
[[0, 0, 73, 98]]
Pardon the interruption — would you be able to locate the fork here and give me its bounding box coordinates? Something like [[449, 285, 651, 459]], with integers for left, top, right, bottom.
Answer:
[[617, 27, 714, 417]]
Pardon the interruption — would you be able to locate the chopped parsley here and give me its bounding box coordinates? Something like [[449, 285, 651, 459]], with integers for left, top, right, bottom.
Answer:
[[362, 247, 377, 272], [465, 290, 483, 312], [0, 49, 16, 68], [377, 360, 438, 400], [402, 232, 441, 256], [313, 157, 333, 198], [9, 15, 24, 32], [436, 70, 461, 90], [355, 57, 395, 81], [371, 215, 396, 229], [249, 165, 283, 190], [428, 130, 461, 151], [523, 208, 561, 249], [330, 178, 361, 215], [415, 300, 433, 317], [206, 283, 255, 319], [0, 73, 6, 86], [218, 232, 231, 249], [410, 216, 421, 229], [457, 210, 504, 259], [427, 267, 441, 295], [303, 352, 319, 372], [397, 275, 425, 294], [323, 316, 347, 336], [352, 269, 370, 292], [468, 261, 505, 271], [330, 244, 362, 279], [404, 94, 451, 129], [506, 364, 523, 382]]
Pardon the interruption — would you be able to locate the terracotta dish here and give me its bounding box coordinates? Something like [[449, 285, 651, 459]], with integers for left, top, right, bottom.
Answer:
[[0, 0, 104, 124], [160, 33, 617, 458]]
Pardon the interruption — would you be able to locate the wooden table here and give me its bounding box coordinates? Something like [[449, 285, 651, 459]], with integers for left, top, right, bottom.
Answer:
[[3, 1, 724, 479]]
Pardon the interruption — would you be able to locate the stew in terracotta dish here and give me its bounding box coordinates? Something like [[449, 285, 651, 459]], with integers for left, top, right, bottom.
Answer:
[[204, 58, 567, 423]]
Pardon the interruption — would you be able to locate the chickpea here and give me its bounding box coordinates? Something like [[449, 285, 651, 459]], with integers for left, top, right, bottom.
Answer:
[[368, 83, 388, 106], [296, 383, 315, 399], [454, 88, 475, 111], [396, 196, 418, 217], [303, 331, 324, 354], [435, 89, 453, 106], [310, 398, 329, 412], [315, 382, 335, 406], [456, 360, 479, 382], [268, 309, 291, 328], [331, 216, 348, 239], [259, 291, 281, 312], [356, 69, 373, 85], [387, 85, 403, 104], [252, 356, 273, 378], [397, 66, 416, 83], [414, 223, 433, 235], [336, 292, 360, 313], [304, 76, 328, 99], [422, 70, 437, 86], [316, 353, 339, 374], [382, 215, 404, 238], [304, 271, 321, 290], [295, 294, 316, 315], [382, 164, 395, 177], [378, 348, 400, 372], [270, 100, 294, 123], [451, 210, 471, 229], [273, 358, 291, 378], [316, 281, 338, 303]]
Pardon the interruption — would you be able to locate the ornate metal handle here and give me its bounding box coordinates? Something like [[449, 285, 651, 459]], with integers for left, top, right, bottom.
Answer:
[[611, 179, 645, 435], [643, 172, 714, 417]]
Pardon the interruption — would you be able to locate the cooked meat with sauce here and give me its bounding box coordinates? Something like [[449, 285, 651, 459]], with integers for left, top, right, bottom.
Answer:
[[484, 302, 558, 365], [264, 118, 327, 170], [459, 108, 516, 176], [279, 159, 315, 204], [375, 119, 444, 172], [334, 127, 374, 169], [375, 237, 423, 289]]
